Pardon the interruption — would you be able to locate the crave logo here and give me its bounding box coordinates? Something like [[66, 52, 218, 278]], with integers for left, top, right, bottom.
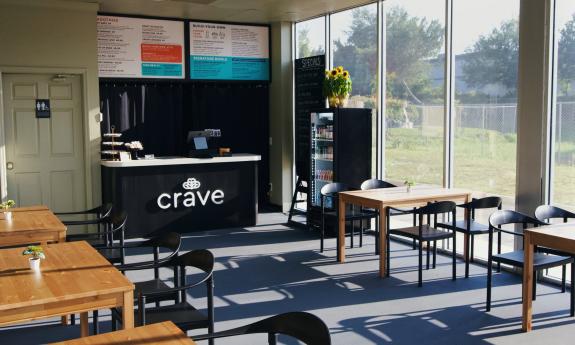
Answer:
[[157, 178, 224, 210]]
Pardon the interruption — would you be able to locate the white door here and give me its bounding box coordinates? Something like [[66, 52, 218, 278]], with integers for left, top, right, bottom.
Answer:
[[2, 74, 86, 212]]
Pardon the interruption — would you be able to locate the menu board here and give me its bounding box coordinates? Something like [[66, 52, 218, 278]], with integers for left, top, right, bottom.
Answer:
[[294, 55, 326, 176], [189, 22, 270, 81], [97, 15, 185, 79]]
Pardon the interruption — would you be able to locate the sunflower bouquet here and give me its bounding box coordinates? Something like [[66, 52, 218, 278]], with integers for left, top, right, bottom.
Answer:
[[323, 66, 352, 108]]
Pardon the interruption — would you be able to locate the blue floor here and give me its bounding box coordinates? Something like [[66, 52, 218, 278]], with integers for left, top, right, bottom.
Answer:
[[0, 213, 574, 344]]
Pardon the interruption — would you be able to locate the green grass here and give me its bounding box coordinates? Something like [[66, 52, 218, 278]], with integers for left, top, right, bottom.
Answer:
[[384, 127, 575, 206]]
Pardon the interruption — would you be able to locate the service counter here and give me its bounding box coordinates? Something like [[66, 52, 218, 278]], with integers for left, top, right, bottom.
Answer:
[[101, 154, 260, 238]]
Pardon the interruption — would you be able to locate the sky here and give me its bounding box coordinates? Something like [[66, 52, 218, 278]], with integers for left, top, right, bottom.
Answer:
[[298, 0, 575, 56]]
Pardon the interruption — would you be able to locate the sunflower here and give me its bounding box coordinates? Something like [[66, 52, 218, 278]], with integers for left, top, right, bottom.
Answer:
[[336, 66, 344, 73], [342, 70, 349, 79], [330, 69, 338, 77]]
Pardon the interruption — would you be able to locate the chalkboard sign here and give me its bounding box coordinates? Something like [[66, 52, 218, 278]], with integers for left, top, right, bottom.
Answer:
[[294, 55, 326, 177]]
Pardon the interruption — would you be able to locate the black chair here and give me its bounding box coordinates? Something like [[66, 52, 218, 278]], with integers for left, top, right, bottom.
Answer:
[[65, 212, 127, 333], [386, 201, 457, 287], [319, 183, 378, 253], [192, 311, 331, 345], [486, 210, 574, 315], [108, 232, 182, 332], [138, 250, 215, 345], [360, 179, 416, 254], [57, 203, 113, 234], [437, 196, 502, 278], [535, 205, 575, 293]]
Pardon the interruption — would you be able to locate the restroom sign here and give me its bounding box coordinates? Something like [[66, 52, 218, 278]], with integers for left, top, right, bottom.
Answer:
[[35, 99, 51, 118]]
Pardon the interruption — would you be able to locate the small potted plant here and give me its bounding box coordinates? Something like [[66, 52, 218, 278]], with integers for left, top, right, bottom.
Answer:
[[0, 199, 15, 220], [22, 245, 45, 271], [404, 179, 416, 193]]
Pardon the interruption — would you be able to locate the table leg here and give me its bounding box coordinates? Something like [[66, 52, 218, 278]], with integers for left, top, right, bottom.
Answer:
[[522, 232, 534, 332], [61, 315, 69, 325], [122, 290, 135, 329], [337, 196, 346, 263], [80, 312, 89, 337], [379, 205, 387, 278], [463, 195, 471, 261]]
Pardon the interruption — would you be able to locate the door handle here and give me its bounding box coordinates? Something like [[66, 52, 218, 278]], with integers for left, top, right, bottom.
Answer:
[[6, 162, 14, 170]]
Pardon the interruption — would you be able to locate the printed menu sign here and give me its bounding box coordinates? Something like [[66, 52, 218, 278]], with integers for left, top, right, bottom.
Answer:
[[97, 15, 185, 79], [189, 22, 269, 81]]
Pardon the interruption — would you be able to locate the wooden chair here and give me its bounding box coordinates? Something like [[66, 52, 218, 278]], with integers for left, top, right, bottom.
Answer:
[[192, 311, 331, 345]]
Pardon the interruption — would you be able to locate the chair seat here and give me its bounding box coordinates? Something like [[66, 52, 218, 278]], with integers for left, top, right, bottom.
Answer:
[[437, 219, 490, 234], [538, 247, 575, 258], [134, 278, 179, 303], [492, 250, 573, 269], [142, 302, 209, 331], [389, 224, 454, 241], [67, 234, 107, 247], [323, 208, 378, 221], [96, 247, 123, 264]]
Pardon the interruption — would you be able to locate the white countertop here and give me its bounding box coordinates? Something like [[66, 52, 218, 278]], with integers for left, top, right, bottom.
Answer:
[[101, 154, 261, 167]]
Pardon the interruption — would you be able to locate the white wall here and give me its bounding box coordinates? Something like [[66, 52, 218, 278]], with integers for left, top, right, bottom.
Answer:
[[0, 0, 101, 206]]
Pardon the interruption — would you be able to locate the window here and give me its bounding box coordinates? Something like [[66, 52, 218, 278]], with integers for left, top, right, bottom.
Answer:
[[548, 0, 575, 283], [383, 0, 446, 185], [331, 4, 378, 109], [331, 4, 379, 176], [295, 17, 325, 59], [552, 0, 575, 210], [452, 0, 520, 258]]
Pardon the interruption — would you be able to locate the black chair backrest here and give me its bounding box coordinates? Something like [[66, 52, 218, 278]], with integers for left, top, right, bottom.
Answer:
[[489, 210, 547, 232], [193, 311, 331, 345], [320, 182, 348, 197], [360, 178, 396, 190], [174, 249, 214, 276], [99, 203, 114, 217], [415, 201, 456, 215], [470, 196, 502, 209], [137, 231, 181, 252], [109, 211, 127, 231], [535, 205, 575, 223]]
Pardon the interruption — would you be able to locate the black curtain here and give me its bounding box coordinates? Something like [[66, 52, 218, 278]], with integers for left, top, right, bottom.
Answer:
[[100, 82, 185, 156], [184, 83, 270, 205]]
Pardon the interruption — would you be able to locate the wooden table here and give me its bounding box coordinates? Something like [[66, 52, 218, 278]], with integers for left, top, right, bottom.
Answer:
[[0, 241, 134, 337], [522, 224, 575, 331], [49, 321, 196, 345], [0, 207, 66, 247], [338, 185, 472, 278]]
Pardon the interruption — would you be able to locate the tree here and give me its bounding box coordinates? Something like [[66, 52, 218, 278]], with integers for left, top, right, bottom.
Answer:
[[462, 20, 519, 95], [558, 14, 575, 96], [331, 6, 444, 102], [297, 27, 323, 58]]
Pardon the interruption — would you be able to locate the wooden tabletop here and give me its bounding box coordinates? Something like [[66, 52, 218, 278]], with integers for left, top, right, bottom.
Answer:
[[10, 205, 50, 212], [338, 185, 472, 208], [0, 241, 133, 325], [0, 208, 66, 247], [50, 321, 197, 345], [522, 223, 575, 331]]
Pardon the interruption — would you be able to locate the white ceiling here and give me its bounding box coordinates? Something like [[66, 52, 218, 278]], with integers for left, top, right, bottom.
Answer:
[[32, 0, 376, 23]]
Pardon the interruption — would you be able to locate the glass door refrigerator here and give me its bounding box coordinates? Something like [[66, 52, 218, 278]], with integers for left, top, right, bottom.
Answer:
[[309, 107, 372, 232]]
